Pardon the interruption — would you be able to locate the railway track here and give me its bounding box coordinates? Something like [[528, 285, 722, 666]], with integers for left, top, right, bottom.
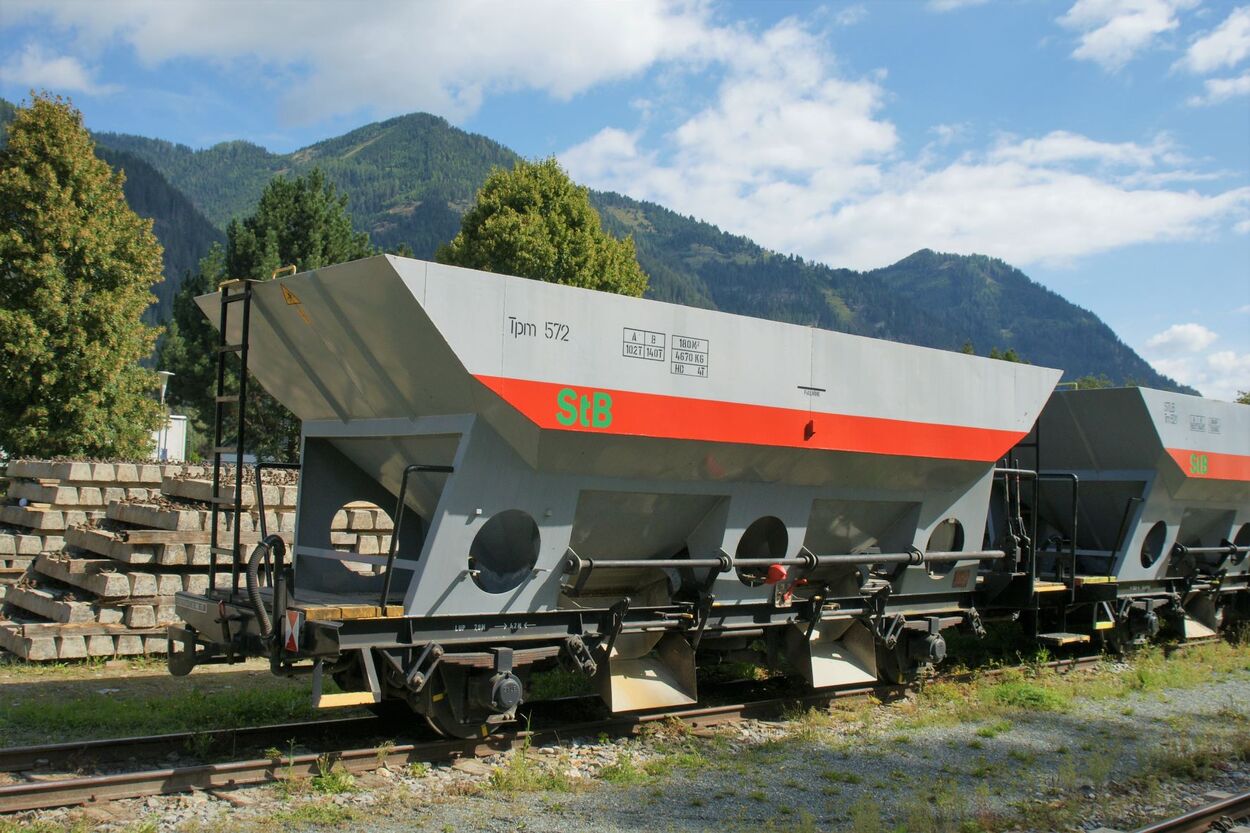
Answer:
[[0, 679, 907, 813], [0, 652, 1120, 814], [0, 640, 1229, 815], [1121, 788, 1250, 833]]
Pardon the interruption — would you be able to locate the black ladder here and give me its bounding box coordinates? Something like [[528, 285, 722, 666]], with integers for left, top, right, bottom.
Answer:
[[208, 278, 255, 598]]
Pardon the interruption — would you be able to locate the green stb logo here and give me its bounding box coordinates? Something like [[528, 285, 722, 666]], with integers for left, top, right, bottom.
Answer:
[[556, 388, 612, 429], [1189, 453, 1209, 475]]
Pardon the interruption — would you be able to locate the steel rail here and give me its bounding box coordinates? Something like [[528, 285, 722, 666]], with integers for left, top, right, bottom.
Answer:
[[0, 715, 382, 775], [1128, 788, 1250, 833], [0, 653, 1114, 814]]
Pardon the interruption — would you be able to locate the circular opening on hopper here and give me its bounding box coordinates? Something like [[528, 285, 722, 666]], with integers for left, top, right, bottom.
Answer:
[[469, 510, 540, 594], [925, 518, 965, 578], [331, 500, 395, 575], [735, 516, 788, 586], [1140, 521, 1167, 568], [1234, 523, 1250, 565]]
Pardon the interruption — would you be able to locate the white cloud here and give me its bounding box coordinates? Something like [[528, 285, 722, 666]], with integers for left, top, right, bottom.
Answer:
[[565, 40, 1250, 272], [0, 42, 116, 94], [1, 0, 716, 124], [927, 0, 990, 11], [1151, 349, 1250, 400], [833, 4, 868, 26], [1237, 304, 1250, 313], [1143, 326, 1250, 400], [989, 130, 1181, 168], [1145, 322, 1219, 353], [1058, 0, 1196, 70], [1187, 70, 1250, 105], [1175, 5, 1250, 74]]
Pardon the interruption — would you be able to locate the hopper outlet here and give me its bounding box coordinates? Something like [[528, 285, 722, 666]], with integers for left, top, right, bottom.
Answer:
[[598, 632, 698, 712], [785, 619, 878, 688]]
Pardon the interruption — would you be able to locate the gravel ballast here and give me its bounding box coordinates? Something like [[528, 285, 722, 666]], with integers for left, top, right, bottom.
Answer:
[[8, 646, 1250, 833]]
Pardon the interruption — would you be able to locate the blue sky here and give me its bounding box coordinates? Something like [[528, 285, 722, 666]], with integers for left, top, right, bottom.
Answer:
[[2, 0, 1248, 399]]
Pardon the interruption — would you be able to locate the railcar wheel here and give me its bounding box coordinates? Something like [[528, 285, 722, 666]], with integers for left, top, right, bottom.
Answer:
[[877, 644, 917, 685], [420, 666, 494, 739]]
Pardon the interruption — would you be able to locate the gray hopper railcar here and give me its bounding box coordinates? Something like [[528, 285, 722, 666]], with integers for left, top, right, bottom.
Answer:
[[166, 255, 1247, 737], [1002, 387, 1250, 649]]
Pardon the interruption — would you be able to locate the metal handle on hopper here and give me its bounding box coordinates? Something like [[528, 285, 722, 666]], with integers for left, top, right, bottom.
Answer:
[[379, 463, 455, 609]]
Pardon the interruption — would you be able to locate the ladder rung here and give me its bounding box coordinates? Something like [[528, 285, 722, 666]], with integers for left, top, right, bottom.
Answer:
[[215, 395, 240, 404], [222, 292, 251, 304], [210, 546, 236, 556], [218, 343, 245, 353], [212, 446, 243, 455], [208, 496, 243, 506]]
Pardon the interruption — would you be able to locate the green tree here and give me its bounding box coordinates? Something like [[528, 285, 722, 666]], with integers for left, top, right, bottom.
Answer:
[[436, 157, 647, 296], [0, 93, 163, 457], [988, 346, 1027, 363], [158, 170, 373, 461], [1072, 374, 1114, 389], [1237, 391, 1249, 405]]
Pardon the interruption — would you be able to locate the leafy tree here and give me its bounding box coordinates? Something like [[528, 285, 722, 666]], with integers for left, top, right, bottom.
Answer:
[[0, 93, 163, 457], [1071, 374, 1114, 389], [959, 341, 975, 355], [158, 169, 373, 461], [988, 346, 1027, 363], [1237, 390, 1249, 405], [436, 157, 647, 297]]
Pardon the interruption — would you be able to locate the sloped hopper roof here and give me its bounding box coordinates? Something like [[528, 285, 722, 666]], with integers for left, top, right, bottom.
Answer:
[[197, 255, 1061, 465], [1039, 387, 1250, 486]]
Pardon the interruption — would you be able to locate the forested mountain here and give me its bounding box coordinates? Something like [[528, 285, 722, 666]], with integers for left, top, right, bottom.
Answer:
[[94, 148, 224, 321], [1, 98, 1189, 392], [96, 113, 517, 256]]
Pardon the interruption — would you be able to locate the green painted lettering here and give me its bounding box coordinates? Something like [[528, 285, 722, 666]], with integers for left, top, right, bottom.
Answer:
[[1190, 453, 1208, 475], [556, 388, 578, 426], [592, 392, 613, 428], [555, 388, 613, 429]]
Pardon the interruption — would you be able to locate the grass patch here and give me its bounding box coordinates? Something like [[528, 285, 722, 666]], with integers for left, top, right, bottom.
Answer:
[[983, 679, 1070, 712], [310, 755, 356, 795], [270, 801, 358, 828], [642, 746, 709, 777], [0, 685, 328, 742], [487, 746, 580, 793], [0, 821, 93, 833], [975, 719, 1013, 738], [820, 768, 862, 784], [599, 752, 649, 785], [525, 668, 594, 700]]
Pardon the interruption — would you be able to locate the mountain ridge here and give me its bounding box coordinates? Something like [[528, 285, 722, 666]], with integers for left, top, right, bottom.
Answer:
[[1, 99, 1192, 394]]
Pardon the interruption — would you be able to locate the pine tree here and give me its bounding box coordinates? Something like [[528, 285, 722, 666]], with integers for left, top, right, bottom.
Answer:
[[0, 93, 163, 457], [437, 157, 647, 297], [157, 170, 373, 461]]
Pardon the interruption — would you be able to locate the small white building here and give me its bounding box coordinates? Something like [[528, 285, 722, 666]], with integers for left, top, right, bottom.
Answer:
[[151, 414, 187, 462]]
